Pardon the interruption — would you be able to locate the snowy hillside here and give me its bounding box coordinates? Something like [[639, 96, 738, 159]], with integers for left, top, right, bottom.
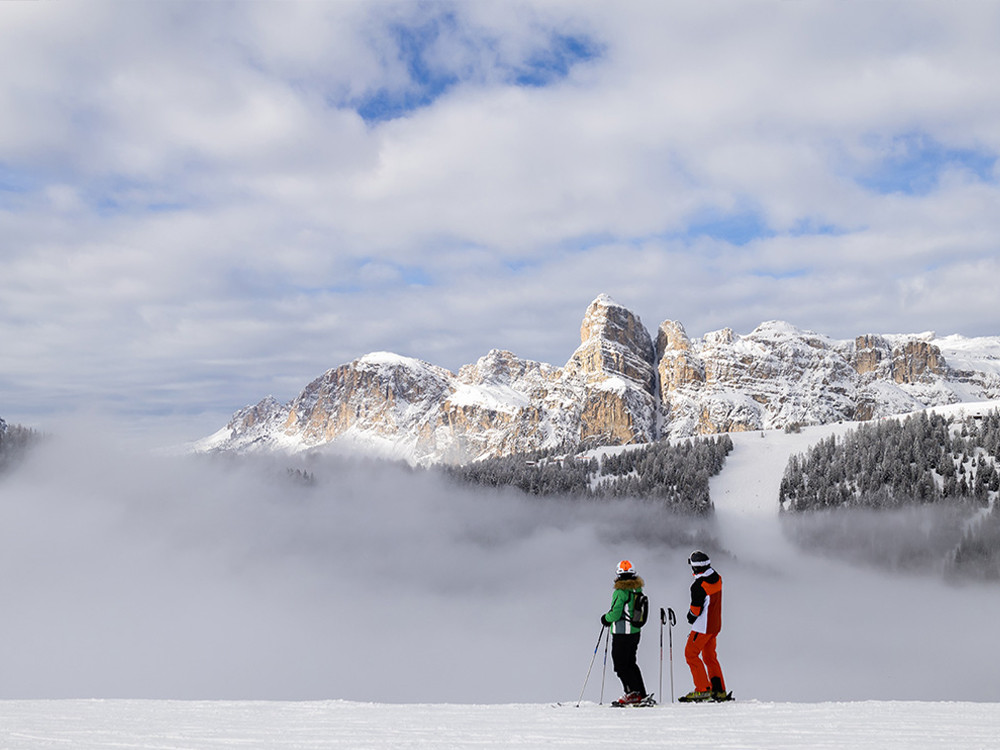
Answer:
[[2, 699, 999, 749], [194, 296, 1000, 464]]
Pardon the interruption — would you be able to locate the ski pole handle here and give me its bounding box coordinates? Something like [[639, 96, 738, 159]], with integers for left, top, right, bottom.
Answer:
[[659, 607, 666, 626], [667, 607, 676, 627]]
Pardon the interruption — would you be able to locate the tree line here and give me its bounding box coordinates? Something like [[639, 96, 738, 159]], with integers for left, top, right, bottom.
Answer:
[[780, 410, 1000, 511], [444, 434, 734, 515], [778, 409, 1000, 580], [0, 418, 41, 473]]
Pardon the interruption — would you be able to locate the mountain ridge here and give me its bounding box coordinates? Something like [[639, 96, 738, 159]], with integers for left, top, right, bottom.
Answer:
[[194, 295, 1000, 464]]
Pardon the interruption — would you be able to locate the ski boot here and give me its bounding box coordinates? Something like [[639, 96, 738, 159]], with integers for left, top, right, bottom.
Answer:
[[611, 691, 644, 707], [678, 689, 713, 703], [710, 678, 733, 702]]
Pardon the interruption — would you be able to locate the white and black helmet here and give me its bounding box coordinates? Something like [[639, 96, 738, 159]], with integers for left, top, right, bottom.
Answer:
[[688, 550, 711, 570]]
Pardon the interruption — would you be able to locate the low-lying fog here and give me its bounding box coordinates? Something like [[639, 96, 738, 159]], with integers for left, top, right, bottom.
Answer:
[[1, 424, 998, 703]]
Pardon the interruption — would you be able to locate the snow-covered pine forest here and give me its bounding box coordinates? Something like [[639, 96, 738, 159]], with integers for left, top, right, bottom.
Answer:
[[443, 408, 1000, 581], [0, 417, 40, 473], [779, 410, 1000, 512], [445, 434, 734, 514], [779, 410, 1000, 578]]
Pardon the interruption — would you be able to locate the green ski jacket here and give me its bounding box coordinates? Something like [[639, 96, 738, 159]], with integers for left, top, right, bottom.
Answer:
[[603, 576, 645, 635]]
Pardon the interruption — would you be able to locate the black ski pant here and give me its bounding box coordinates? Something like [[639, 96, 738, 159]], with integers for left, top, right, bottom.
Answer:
[[611, 632, 646, 696]]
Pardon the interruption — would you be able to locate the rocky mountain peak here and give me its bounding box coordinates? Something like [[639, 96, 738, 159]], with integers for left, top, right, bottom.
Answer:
[[230, 395, 286, 431], [566, 295, 656, 391], [655, 320, 692, 358], [560, 296, 658, 446], [457, 349, 558, 390], [656, 320, 706, 401], [197, 295, 1000, 464], [703, 327, 736, 347]]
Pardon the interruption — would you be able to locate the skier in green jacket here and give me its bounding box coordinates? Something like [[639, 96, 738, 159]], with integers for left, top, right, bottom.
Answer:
[[600, 559, 649, 706]]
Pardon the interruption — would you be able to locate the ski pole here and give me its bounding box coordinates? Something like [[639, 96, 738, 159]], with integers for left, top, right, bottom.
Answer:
[[600, 624, 611, 704], [659, 607, 665, 705], [576, 625, 607, 707], [667, 607, 677, 703]]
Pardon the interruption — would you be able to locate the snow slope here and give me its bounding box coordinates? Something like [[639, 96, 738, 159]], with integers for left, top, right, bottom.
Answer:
[[702, 401, 1000, 706], [2, 699, 1000, 749]]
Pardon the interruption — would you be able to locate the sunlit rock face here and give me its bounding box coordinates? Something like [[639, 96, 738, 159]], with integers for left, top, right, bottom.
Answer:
[[283, 353, 455, 461], [196, 296, 1000, 464], [563, 294, 658, 447], [852, 334, 947, 384], [439, 349, 569, 463], [566, 294, 657, 392], [891, 341, 947, 384], [656, 321, 862, 436], [437, 296, 661, 458]]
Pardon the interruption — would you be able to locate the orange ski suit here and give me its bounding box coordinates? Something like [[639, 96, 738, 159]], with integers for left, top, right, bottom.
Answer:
[[685, 568, 725, 693]]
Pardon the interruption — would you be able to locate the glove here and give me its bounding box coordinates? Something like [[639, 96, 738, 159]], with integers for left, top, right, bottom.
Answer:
[[686, 611, 697, 625], [600, 614, 611, 627]]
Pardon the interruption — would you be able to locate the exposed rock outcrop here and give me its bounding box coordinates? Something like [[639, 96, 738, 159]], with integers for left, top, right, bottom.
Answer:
[[284, 352, 454, 454], [563, 295, 658, 446], [195, 296, 1000, 464]]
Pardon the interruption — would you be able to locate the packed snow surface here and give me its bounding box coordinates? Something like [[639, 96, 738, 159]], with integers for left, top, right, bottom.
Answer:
[[3, 699, 999, 749]]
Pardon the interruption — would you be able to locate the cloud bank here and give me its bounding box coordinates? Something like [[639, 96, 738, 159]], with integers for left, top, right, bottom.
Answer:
[[2, 426, 999, 703]]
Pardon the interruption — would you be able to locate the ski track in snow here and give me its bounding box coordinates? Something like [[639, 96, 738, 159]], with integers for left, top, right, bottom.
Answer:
[[2, 699, 1000, 749], [711, 424, 858, 563]]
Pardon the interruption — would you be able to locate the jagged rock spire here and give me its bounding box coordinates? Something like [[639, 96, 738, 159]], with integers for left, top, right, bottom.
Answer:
[[196, 295, 998, 464], [565, 294, 656, 392]]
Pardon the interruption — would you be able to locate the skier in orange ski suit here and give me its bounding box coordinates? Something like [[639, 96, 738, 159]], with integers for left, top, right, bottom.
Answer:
[[681, 550, 727, 702]]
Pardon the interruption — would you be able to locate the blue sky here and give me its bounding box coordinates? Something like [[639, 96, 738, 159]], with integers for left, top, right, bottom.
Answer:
[[1, 1, 999, 444], [856, 134, 997, 196]]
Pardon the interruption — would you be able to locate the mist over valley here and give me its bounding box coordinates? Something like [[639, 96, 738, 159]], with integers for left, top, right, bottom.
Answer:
[[3, 404, 1000, 703]]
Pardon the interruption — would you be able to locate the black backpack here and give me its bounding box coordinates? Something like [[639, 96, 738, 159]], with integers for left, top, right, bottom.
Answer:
[[627, 590, 649, 627]]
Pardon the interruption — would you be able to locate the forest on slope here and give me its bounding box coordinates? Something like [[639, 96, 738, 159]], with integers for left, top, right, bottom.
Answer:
[[0, 418, 41, 474], [444, 435, 734, 515], [779, 410, 1000, 579]]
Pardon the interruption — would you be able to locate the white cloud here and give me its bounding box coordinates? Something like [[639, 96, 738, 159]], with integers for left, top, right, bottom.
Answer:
[[1, 1, 999, 438]]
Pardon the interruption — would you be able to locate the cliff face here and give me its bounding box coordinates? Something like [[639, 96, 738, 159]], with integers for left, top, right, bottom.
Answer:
[[195, 296, 1000, 464], [852, 334, 947, 384], [442, 349, 567, 463], [283, 352, 455, 457], [563, 294, 658, 447], [656, 321, 853, 435]]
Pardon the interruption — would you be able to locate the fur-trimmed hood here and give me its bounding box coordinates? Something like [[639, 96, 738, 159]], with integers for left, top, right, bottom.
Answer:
[[614, 576, 644, 591]]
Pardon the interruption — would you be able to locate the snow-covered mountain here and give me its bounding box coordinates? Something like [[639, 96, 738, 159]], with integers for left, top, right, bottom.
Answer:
[[195, 295, 1000, 463]]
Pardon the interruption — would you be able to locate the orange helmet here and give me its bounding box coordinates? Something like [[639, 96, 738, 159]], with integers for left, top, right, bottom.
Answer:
[[616, 559, 635, 576]]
